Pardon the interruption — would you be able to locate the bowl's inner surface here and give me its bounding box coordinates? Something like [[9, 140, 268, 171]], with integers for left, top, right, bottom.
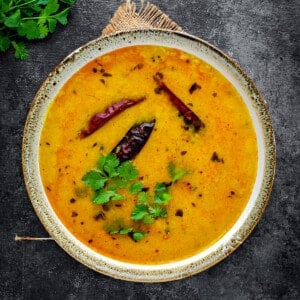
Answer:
[[23, 30, 274, 282], [39, 44, 257, 264]]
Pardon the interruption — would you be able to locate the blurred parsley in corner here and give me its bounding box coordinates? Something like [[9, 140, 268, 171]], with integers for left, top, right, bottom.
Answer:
[[0, 0, 75, 60]]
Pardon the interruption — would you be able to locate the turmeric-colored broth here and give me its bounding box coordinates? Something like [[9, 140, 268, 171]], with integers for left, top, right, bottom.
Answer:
[[39, 45, 257, 264]]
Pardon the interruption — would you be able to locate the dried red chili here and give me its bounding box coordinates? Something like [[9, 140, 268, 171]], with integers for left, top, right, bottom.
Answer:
[[80, 97, 145, 138], [112, 120, 156, 162], [160, 81, 205, 131], [154, 76, 205, 131]]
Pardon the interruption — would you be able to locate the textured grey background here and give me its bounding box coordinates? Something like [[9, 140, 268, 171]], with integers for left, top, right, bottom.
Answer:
[[0, 0, 299, 299]]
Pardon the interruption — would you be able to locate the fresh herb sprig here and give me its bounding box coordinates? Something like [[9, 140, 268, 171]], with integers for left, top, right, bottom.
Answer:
[[130, 162, 186, 224], [0, 0, 75, 60], [82, 153, 138, 205], [82, 154, 186, 241], [107, 227, 147, 242]]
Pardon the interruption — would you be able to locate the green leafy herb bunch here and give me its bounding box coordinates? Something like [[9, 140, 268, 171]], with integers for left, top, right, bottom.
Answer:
[[0, 0, 75, 60]]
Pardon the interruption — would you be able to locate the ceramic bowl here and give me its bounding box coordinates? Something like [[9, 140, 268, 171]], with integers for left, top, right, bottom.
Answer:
[[22, 29, 276, 282]]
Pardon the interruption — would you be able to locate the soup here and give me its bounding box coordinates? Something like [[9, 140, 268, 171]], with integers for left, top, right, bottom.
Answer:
[[39, 45, 257, 264]]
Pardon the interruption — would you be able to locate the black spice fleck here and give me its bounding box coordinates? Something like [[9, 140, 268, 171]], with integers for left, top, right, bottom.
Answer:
[[102, 72, 112, 77], [175, 209, 183, 217], [94, 211, 106, 221], [154, 87, 162, 94], [102, 203, 110, 211], [71, 211, 78, 217], [70, 198, 76, 203], [189, 82, 201, 94], [181, 150, 187, 155], [211, 152, 224, 163]]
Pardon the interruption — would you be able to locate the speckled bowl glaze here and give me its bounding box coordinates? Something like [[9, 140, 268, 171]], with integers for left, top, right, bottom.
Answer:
[[22, 30, 276, 282]]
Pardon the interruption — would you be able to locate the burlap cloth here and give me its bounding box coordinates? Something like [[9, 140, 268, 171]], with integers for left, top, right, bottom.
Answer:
[[16, 0, 185, 241], [102, 0, 184, 36]]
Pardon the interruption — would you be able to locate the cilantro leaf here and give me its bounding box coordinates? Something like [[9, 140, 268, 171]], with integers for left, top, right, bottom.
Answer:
[[131, 204, 148, 221], [93, 190, 120, 205], [107, 227, 147, 242], [0, 33, 11, 52], [44, 0, 60, 15], [0, 0, 75, 60], [154, 183, 172, 205], [112, 177, 128, 189], [97, 153, 120, 177], [54, 7, 69, 25], [82, 170, 107, 190], [47, 18, 57, 32], [4, 9, 21, 28], [137, 191, 149, 204], [12, 41, 28, 60], [60, 0, 75, 4], [119, 228, 133, 235], [103, 153, 120, 177], [111, 193, 124, 201], [142, 214, 154, 224], [17, 20, 41, 39], [148, 206, 167, 218], [168, 162, 186, 182], [132, 231, 147, 241], [117, 161, 138, 181], [129, 182, 144, 194]]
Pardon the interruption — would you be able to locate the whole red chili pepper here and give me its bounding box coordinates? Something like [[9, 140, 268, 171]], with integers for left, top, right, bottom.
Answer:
[[80, 97, 145, 138], [158, 80, 205, 131], [112, 120, 156, 162]]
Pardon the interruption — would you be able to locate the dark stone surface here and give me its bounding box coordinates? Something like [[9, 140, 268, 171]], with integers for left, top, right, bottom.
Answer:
[[0, 0, 299, 298]]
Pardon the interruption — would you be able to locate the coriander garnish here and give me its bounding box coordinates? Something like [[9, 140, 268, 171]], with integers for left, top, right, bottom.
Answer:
[[82, 153, 186, 241]]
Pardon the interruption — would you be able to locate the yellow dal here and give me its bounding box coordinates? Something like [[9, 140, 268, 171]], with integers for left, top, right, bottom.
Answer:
[[39, 45, 258, 264]]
